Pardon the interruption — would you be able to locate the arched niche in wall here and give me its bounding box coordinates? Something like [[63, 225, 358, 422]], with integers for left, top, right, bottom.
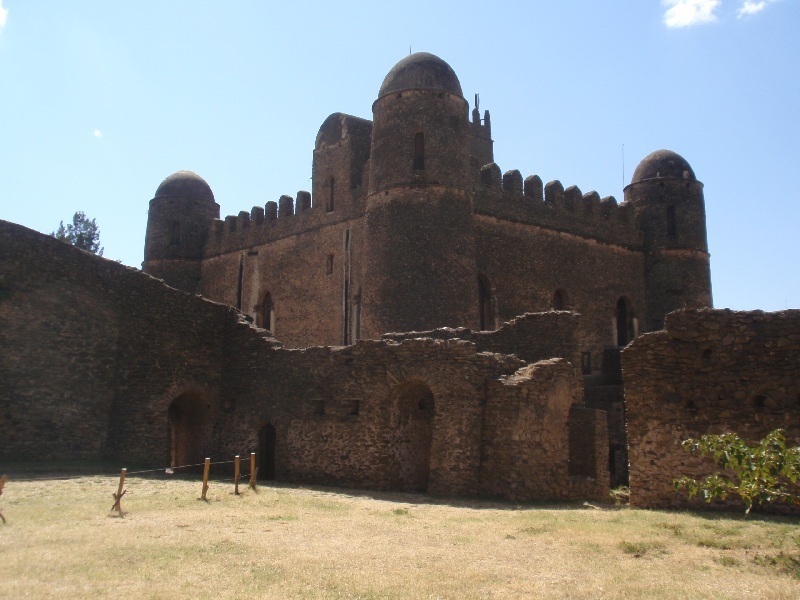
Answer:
[[389, 380, 435, 492], [167, 391, 211, 469]]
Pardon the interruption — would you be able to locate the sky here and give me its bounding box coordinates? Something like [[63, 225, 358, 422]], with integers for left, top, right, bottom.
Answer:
[[1, 0, 798, 312]]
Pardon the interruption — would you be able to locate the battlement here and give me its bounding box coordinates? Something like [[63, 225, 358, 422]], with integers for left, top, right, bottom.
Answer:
[[203, 185, 366, 256], [474, 162, 641, 248]]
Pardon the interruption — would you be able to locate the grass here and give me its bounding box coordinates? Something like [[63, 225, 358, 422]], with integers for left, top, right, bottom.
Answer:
[[0, 472, 798, 599]]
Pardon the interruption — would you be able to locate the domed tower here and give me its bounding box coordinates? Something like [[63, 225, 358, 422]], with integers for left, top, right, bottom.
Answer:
[[360, 53, 478, 338], [143, 171, 219, 293], [624, 150, 712, 332]]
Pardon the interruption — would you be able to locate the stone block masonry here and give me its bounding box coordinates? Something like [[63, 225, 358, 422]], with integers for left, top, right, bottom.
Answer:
[[623, 308, 800, 513], [1, 220, 608, 503]]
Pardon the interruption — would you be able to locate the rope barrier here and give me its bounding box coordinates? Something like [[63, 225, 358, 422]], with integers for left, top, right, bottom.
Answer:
[[8, 458, 246, 481]]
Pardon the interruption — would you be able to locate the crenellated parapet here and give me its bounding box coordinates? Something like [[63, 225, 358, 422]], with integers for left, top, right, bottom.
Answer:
[[204, 186, 366, 257], [474, 162, 641, 248]]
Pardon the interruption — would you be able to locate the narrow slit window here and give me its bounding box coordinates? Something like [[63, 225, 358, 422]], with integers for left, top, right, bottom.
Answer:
[[327, 178, 335, 212], [170, 221, 181, 246], [667, 205, 676, 238], [413, 132, 425, 170], [326, 254, 334, 275]]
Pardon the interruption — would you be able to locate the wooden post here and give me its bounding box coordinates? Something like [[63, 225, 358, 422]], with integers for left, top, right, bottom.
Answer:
[[0, 475, 8, 524], [234, 455, 241, 495], [201, 458, 210, 501], [110, 468, 126, 514], [249, 452, 257, 490]]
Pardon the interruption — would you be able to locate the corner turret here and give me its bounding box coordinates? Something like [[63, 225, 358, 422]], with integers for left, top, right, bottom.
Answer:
[[624, 150, 712, 331], [143, 170, 219, 293]]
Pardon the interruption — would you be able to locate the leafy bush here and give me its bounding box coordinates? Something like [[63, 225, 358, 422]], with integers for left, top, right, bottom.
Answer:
[[674, 429, 800, 515]]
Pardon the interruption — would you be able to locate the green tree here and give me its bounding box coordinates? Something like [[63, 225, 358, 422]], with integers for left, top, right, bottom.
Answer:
[[52, 211, 104, 255], [674, 428, 800, 515]]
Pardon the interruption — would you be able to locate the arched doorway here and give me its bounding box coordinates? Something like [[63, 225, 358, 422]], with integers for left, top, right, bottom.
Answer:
[[167, 392, 211, 468], [391, 381, 435, 492], [616, 297, 633, 346], [258, 424, 276, 481]]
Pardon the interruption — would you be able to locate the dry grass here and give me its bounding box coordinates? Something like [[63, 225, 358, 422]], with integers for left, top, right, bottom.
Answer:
[[0, 472, 798, 599]]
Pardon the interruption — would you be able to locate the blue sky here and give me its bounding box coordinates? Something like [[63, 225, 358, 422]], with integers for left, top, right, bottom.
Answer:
[[1, 1, 797, 311]]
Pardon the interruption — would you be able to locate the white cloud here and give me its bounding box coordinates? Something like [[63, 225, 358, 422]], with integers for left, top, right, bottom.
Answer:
[[0, 1, 8, 30], [738, 0, 776, 18], [93, 129, 103, 139], [662, 0, 721, 28]]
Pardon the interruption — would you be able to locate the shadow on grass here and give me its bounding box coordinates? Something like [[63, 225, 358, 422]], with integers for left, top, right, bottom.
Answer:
[[2, 460, 797, 523]]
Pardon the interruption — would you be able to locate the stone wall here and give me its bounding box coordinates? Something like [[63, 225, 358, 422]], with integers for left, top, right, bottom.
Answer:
[[480, 359, 609, 502], [473, 212, 646, 375], [623, 308, 800, 513], [0, 220, 277, 463], [1, 220, 607, 503]]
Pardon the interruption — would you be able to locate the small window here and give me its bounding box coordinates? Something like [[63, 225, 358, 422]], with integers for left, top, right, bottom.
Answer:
[[326, 178, 335, 212], [350, 400, 360, 416], [551, 289, 568, 311], [581, 351, 592, 375], [326, 254, 334, 275], [413, 132, 425, 170], [170, 221, 181, 246]]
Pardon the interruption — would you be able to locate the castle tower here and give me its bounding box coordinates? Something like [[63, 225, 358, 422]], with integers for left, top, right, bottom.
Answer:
[[359, 53, 479, 338], [624, 150, 712, 332], [143, 171, 219, 293]]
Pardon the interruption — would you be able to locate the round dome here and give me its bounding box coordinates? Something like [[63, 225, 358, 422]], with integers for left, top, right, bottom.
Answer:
[[154, 170, 215, 202], [631, 150, 696, 184], [378, 52, 463, 98]]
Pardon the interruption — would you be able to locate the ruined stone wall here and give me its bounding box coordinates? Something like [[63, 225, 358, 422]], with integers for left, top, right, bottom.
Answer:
[[383, 311, 581, 367], [218, 338, 526, 495], [623, 308, 800, 512], [479, 359, 608, 502], [2, 220, 607, 503]]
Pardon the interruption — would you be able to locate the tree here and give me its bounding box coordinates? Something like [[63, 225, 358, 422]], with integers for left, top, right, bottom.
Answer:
[[674, 429, 800, 515], [52, 211, 104, 255]]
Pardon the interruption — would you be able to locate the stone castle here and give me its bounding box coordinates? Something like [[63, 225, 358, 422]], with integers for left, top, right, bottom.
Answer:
[[142, 52, 711, 357], [2, 53, 797, 512]]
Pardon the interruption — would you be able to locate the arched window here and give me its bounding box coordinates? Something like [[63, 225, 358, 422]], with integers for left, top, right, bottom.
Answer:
[[326, 177, 335, 212], [261, 292, 275, 333], [413, 132, 425, 170], [478, 275, 494, 331], [551, 289, 568, 311], [615, 296, 633, 347]]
